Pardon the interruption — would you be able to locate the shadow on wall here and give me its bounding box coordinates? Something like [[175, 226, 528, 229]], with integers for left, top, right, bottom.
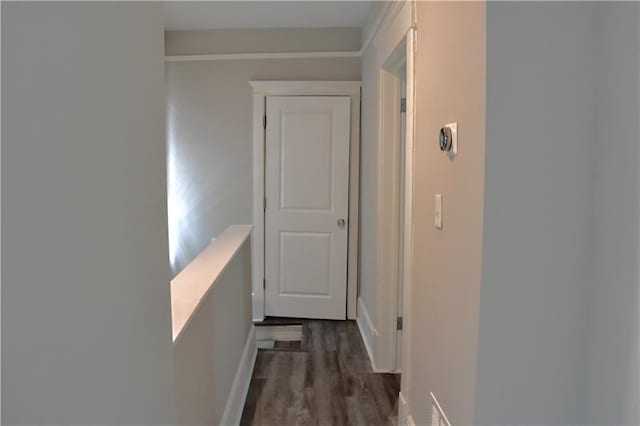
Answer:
[[166, 93, 253, 276], [165, 31, 361, 277]]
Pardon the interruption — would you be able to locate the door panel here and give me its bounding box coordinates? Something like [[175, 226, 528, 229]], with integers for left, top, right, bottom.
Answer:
[[265, 96, 350, 319]]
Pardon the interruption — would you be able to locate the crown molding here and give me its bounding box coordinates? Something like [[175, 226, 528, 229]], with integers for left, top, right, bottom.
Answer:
[[165, 50, 361, 62]]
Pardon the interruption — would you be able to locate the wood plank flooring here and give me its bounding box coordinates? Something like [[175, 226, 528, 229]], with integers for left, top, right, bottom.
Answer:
[[241, 320, 400, 426]]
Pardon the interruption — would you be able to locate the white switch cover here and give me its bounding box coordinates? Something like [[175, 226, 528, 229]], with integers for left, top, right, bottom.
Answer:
[[435, 194, 443, 229]]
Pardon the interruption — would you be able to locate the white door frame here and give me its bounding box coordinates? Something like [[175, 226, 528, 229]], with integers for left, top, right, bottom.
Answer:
[[250, 81, 362, 321], [399, 27, 416, 426], [362, 0, 416, 423], [376, 57, 406, 372], [377, 27, 416, 426]]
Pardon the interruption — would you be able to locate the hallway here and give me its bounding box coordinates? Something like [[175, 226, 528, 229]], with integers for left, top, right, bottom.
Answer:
[[241, 320, 401, 425]]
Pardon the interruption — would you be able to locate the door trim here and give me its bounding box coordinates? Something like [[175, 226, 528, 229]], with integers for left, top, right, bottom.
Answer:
[[250, 81, 362, 321], [400, 28, 416, 426], [360, 1, 417, 423]]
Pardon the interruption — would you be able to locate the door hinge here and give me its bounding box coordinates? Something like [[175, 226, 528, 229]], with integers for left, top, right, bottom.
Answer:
[[263, 278, 266, 289], [400, 98, 407, 113], [263, 197, 267, 212], [397, 316, 403, 331], [263, 115, 267, 129]]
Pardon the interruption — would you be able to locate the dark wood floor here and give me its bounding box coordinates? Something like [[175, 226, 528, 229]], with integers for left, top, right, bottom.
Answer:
[[241, 320, 400, 426]]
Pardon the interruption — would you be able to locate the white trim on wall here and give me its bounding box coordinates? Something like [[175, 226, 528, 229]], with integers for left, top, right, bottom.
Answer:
[[250, 80, 361, 97], [219, 326, 258, 426], [165, 50, 361, 62], [250, 81, 362, 321], [398, 392, 411, 426], [252, 95, 266, 321], [375, 65, 403, 372], [361, 0, 410, 55], [400, 24, 417, 420], [356, 297, 379, 371], [365, 0, 416, 375]]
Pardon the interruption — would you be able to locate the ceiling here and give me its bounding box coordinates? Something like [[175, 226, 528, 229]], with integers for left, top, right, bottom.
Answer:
[[164, 1, 374, 31]]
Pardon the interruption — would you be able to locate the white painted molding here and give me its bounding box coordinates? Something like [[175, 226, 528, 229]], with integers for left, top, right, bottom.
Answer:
[[362, 0, 416, 56], [251, 81, 361, 321], [369, 0, 416, 376], [361, 1, 393, 54], [249, 80, 361, 96], [375, 66, 403, 373], [356, 298, 380, 371], [165, 50, 361, 62], [373, 1, 415, 66], [400, 26, 417, 416], [220, 325, 258, 426], [398, 392, 410, 426]]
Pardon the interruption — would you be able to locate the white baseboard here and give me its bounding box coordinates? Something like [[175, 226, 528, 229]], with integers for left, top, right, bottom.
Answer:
[[356, 297, 380, 371], [399, 391, 409, 426], [220, 325, 257, 426]]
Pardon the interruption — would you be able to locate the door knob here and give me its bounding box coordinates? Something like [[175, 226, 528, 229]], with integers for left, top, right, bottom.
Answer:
[[337, 218, 346, 228]]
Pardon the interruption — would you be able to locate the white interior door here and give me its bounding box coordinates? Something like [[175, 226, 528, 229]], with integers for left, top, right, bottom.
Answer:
[[265, 96, 350, 319]]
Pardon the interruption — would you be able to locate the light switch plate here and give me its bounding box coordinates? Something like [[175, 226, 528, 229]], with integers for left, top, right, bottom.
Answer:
[[435, 194, 443, 229]]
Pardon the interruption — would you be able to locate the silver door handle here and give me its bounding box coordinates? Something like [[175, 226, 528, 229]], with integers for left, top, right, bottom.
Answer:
[[337, 218, 346, 228]]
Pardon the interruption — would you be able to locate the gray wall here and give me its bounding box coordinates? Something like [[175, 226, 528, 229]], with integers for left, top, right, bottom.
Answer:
[[475, 2, 640, 424], [2, 2, 176, 424], [166, 29, 361, 275], [582, 3, 640, 424]]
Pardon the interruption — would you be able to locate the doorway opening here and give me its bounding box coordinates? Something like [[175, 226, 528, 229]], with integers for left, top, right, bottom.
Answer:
[[250, 81, 362, 322]]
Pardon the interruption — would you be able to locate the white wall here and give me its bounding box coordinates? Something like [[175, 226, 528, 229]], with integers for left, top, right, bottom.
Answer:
[[165, 29, 361, 276], [2, 2, 176, 424], [475, 2, 640, 424], [173, 235, 253, 425]]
